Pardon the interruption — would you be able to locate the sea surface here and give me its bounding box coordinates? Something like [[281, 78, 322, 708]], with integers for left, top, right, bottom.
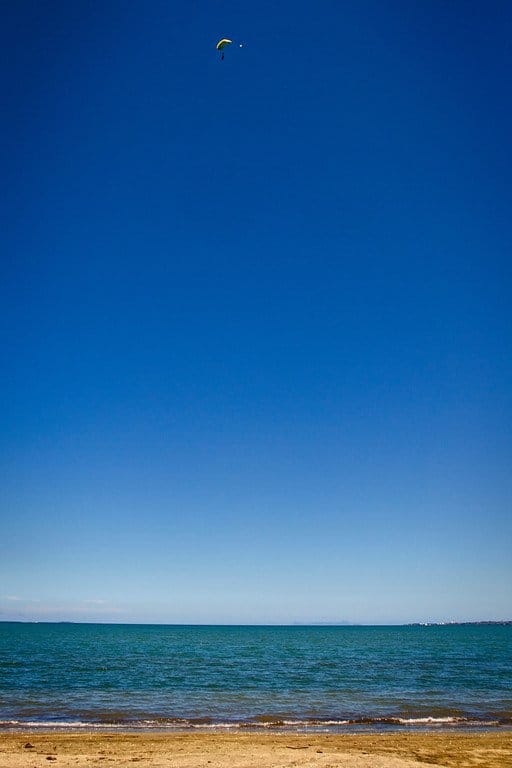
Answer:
[[0, 623, 510, 731]]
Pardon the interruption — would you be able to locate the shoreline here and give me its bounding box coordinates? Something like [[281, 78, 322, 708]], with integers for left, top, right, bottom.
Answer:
[[2, 715, 512, 736], [2, 724, 512, 734], [1, 730, 511, 767]]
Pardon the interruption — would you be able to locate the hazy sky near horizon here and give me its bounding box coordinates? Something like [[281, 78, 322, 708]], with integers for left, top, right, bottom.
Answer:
[[1, 1, 511, 624]]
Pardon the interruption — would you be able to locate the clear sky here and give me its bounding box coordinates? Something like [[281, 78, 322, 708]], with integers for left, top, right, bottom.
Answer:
[[1, 1, 511, 624]]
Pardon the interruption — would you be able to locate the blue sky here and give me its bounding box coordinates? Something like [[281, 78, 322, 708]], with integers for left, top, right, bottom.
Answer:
[[1, 1, 511, 624]]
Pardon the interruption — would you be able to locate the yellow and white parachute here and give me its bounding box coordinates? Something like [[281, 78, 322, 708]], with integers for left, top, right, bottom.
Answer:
[[216, 38, 232, 59], [216, 38, 232, 51]]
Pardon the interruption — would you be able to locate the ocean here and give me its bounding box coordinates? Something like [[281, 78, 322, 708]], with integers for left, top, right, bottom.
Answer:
[[1, 623, 510, 731]]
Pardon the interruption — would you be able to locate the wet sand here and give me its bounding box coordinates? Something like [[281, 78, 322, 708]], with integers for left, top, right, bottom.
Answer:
[[0, 731, 511, 768]]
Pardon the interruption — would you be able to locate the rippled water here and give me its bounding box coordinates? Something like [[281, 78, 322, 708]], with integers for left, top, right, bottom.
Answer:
[[0, 623, 510, 730]]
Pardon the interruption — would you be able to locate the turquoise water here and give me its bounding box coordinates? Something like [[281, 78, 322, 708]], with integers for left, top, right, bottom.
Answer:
[[0, 623, 510, 730]]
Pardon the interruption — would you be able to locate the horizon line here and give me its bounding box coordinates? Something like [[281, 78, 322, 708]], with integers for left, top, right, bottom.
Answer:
[[1, 619, 510, 627]]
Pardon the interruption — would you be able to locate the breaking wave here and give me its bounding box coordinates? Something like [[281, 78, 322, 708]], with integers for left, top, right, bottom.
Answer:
[[1, 714, 510, 732]]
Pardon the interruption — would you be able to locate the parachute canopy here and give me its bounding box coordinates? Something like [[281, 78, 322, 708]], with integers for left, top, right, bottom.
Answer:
[[216, 38, 232, 50]]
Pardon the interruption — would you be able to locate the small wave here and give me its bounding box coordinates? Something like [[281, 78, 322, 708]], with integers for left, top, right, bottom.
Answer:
[[397, 717, 469, 725], [396, 716, 511, 727], [0, 721, 128, 730], [0, 714, 509, 732], [189, 723, 244, 729], [244, 717, 351, 728]]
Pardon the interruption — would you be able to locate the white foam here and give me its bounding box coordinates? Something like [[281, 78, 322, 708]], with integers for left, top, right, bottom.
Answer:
[[0, 715, 502, 731], [0, 721, 126, 729], [398, 717, 460, 724]]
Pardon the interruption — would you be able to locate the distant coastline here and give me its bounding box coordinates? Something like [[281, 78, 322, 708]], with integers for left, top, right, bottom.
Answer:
[[0, 619, 511, 626], [406, 620, 512, 626]]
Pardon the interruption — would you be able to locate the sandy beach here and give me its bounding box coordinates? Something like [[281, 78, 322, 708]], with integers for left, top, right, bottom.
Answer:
[[0, 731, 511, 768]]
